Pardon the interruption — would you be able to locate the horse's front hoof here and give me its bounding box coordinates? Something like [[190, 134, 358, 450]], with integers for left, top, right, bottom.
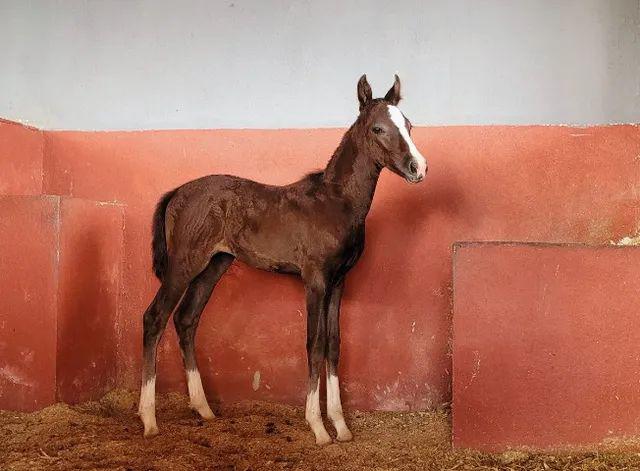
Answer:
[[336, 428, 353, 442], [192, 404, 215, 420], [315, 432, 332, 446], [143, 425, 159, 438]]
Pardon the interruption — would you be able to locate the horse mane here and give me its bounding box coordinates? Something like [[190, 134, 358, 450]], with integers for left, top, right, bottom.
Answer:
[[297, 120, 359, 188]]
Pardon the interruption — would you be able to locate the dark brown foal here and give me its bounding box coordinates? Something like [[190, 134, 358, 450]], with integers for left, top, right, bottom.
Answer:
[[138, 74, 427, 444]]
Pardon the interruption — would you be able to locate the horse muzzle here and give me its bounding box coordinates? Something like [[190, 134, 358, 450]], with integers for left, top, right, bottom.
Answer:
[[405, 156, 427, 183]]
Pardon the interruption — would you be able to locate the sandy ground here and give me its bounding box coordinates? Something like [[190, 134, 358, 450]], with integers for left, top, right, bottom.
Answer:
[[2, 390, 640, 470]]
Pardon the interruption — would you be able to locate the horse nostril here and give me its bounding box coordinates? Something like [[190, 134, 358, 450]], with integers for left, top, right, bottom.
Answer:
[[409, 161, 418, 175]]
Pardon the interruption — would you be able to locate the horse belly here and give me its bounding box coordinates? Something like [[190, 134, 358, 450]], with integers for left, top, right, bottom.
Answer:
[[229, 227, 302, 275]]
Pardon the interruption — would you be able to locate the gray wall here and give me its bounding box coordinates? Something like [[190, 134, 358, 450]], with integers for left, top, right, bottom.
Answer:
[[1, 0, 638, 130]]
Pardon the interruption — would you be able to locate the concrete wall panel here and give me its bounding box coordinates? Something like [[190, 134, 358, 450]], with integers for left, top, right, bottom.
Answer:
[[453, 243, 640, 451], [0, 196, 58, 410]]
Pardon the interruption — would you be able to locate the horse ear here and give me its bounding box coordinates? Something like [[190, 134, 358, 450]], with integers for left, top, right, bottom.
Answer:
[[384, 74, 401, 105], [357, 74, 372, 111]]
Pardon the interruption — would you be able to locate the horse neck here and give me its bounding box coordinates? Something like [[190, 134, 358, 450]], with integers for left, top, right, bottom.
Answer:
[[323, 126, 382, 222]]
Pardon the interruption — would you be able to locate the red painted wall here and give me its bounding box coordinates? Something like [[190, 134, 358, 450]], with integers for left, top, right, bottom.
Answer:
[[453, 243, 640, 451], [0, 193, 123, 410], [0, 119, 43, 196], [2, 119, 638, 412], [41, 125, 640, 410], [56, 198, 124, 403], [0, 196, 58, 410], [0, 120, 124, 410]]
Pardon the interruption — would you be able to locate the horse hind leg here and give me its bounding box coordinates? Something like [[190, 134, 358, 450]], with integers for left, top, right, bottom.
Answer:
[[139, 276, 188, 437], [173, 252, 235, 420]]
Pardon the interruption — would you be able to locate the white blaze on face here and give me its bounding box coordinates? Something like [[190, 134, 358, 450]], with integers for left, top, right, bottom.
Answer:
[[387, 105, 427, 178]]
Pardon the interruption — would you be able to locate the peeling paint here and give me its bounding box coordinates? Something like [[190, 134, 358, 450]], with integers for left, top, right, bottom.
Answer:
[[611, 233, 640, 246], [463, 351, 481, 391], [20, 349, 35, 364], [0, 366, 33, 387], [252, 371, 261, 391]]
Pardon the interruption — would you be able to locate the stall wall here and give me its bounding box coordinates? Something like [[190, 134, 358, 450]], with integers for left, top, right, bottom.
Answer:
[[0, 120, 124, 411], [42, 124, 640, 409], [453, 243, 640, 450], [0, 119, 43, 195], [0, 195, 58, 410]]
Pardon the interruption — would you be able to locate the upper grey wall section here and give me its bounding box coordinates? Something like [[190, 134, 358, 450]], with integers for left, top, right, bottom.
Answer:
[[1, 0, 638, 130]]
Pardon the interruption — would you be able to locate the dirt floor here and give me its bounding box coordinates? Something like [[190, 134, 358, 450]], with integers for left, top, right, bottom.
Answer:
[[2, 391, 640, 470]]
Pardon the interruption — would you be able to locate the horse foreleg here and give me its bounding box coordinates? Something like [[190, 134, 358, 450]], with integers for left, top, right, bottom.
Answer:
[[303, 271, 332, 446], [326, 280, 353, 441]]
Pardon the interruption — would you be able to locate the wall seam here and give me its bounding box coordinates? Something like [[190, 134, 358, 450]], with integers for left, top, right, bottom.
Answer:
[[53, 195, 61, 403]]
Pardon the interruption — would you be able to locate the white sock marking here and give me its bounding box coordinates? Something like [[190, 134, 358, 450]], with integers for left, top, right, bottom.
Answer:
[[326, 373, 352, 441], [187, 369, 214, 419], [305, 380, 331, 445], [387, 105, 427, 177], [138, 377, 158, 436]]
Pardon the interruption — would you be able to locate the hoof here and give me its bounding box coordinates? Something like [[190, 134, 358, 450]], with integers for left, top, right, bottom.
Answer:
[[313, 426, 332, 446], [192, 404, 215, 420], [315, 433, 333, 446], [200, 409, 215, 421], [336, 429, 353, 442], [143, 425, 159, 438], [308, 417, 332, 446]]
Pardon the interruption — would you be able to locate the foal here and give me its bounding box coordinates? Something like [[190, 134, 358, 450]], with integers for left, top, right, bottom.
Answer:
[[138, 75, 427, 445]]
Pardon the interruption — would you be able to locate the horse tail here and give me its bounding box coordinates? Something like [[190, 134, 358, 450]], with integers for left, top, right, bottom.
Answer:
[[151, 188, 178, 281]]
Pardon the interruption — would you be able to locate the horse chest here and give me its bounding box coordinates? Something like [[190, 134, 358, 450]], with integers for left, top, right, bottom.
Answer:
[[332, 225, 366, 274]]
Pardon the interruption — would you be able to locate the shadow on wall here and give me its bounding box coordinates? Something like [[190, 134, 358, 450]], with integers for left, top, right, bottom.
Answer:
[[57, 209, 121, 404]]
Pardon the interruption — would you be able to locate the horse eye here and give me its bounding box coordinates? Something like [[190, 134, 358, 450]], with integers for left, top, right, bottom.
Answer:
[[372, 126, 383, 134]]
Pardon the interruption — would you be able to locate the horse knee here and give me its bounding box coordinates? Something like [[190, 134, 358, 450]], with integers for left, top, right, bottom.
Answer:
[[142, 310, 162, 348], [173, 310, 193, 333]]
